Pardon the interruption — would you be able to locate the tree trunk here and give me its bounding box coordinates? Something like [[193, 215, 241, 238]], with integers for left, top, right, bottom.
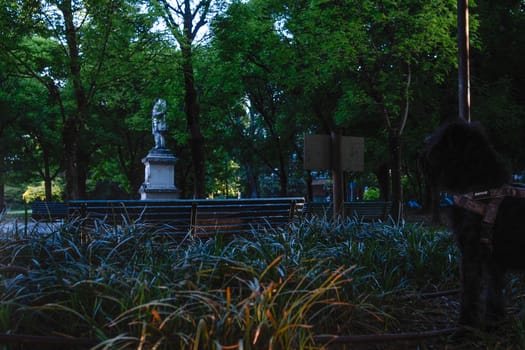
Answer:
[[389, 130, 403, 222], [60, 0, 88, 200], [62, 118, 82, 200], [181, 46, 206, 198], [306, 171, 313, 202], [278, 171, 288, 196], [376, 162, 391, 201], [277, 146, 288, 196], [44, 179, 52, 202], [243, 162, 258, 198], [42, 148, 53, 201]]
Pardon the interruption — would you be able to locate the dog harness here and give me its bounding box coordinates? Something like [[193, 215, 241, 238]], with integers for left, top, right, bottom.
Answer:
[[453, 184, 525, 249]]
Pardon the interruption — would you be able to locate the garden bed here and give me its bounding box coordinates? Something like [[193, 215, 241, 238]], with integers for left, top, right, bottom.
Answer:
[[0, 216, 523, 349]]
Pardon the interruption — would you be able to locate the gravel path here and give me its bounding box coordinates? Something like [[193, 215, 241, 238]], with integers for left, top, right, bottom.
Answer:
[[0, 217, 64, 236]]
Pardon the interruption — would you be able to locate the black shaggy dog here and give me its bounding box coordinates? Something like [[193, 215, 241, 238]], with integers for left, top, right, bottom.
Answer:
[[421, 119, 525, 328]]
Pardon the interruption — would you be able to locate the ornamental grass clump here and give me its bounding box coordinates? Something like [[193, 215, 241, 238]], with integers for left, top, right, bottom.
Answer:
[[3, 215, 514, 349]]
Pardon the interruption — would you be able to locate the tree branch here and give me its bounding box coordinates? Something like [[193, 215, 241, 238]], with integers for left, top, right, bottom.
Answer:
[[87, 1, 118, 102], [191, 0, 211, 39], [399, 62, 411, 135], [40, 10, 69, 57], [158, 0, 185, 44]]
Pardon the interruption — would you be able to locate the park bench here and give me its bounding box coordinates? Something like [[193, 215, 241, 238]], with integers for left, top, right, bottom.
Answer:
[[68, 197, 305, 236], [30, 201, 68, 221], [304, 201, 392, 221]]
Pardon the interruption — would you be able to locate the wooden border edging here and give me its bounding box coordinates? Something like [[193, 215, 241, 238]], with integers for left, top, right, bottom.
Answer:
[[0, 333, 97, 347], [314, 327, 460, 345], [0, 327, 461, 347]]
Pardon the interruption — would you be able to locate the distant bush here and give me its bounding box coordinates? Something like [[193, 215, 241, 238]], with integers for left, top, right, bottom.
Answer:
[[363, 186, 380, 200], [22, 179, 64, 203]]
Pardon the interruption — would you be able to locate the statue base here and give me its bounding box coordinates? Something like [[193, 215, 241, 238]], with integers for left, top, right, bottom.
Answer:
[[139, 148, 181, 200]]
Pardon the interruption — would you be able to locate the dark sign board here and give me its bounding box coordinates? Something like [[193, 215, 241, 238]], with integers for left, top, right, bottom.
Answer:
[[304, 135, 364, 171]]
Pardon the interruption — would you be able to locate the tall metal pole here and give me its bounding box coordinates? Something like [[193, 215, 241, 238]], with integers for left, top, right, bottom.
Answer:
[[458, 0, 471, 122], [331, 130, 344, 219]]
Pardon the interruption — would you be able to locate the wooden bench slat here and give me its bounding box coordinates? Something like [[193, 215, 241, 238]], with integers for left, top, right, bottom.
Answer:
[[304, 201, 392, 220], [31, 202, 68, 221], [67, 197, 304, 235]]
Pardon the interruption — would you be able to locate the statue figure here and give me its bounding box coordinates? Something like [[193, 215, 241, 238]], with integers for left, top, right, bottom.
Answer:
[[152, 99, 167, 149]]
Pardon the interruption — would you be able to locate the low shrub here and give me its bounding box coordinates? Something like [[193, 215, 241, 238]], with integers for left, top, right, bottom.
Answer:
[[22, 178, 64, 203], [0, 217, 521, 349]]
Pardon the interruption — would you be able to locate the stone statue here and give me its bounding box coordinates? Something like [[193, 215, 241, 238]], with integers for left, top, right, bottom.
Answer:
[[152, 99, 167, 149]]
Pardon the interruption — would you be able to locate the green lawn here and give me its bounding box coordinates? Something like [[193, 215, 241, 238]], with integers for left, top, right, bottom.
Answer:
[[4, 209, 28, 217]]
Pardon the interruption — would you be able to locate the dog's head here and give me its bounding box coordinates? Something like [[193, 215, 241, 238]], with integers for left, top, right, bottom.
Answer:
[[420, 120, 510, 193]]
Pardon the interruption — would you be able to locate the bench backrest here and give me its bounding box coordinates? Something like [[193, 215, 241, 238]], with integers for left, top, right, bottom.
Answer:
[[304, 201, 392, 220], [68, 198, 305, 235], [31, 201, 68, 221]]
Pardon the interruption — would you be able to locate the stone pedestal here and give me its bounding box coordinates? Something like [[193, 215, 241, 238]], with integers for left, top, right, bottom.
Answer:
[[139, 148, 180, 200]]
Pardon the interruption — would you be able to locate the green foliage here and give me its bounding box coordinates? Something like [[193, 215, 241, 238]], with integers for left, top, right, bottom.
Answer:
[[1, 0, 525, 209], [212, 1, 304, 196], [22, 179, 64, 203], [363, 187, 380, 200], [470, 0, 525, 171]]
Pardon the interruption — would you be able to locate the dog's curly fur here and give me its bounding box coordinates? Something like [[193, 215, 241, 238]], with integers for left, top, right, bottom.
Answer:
[[421, 120, 525, 328]]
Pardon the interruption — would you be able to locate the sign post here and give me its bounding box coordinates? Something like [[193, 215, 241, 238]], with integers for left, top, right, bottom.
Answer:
[[331, 131, 344, 217], [304, 134, 364, 218]]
